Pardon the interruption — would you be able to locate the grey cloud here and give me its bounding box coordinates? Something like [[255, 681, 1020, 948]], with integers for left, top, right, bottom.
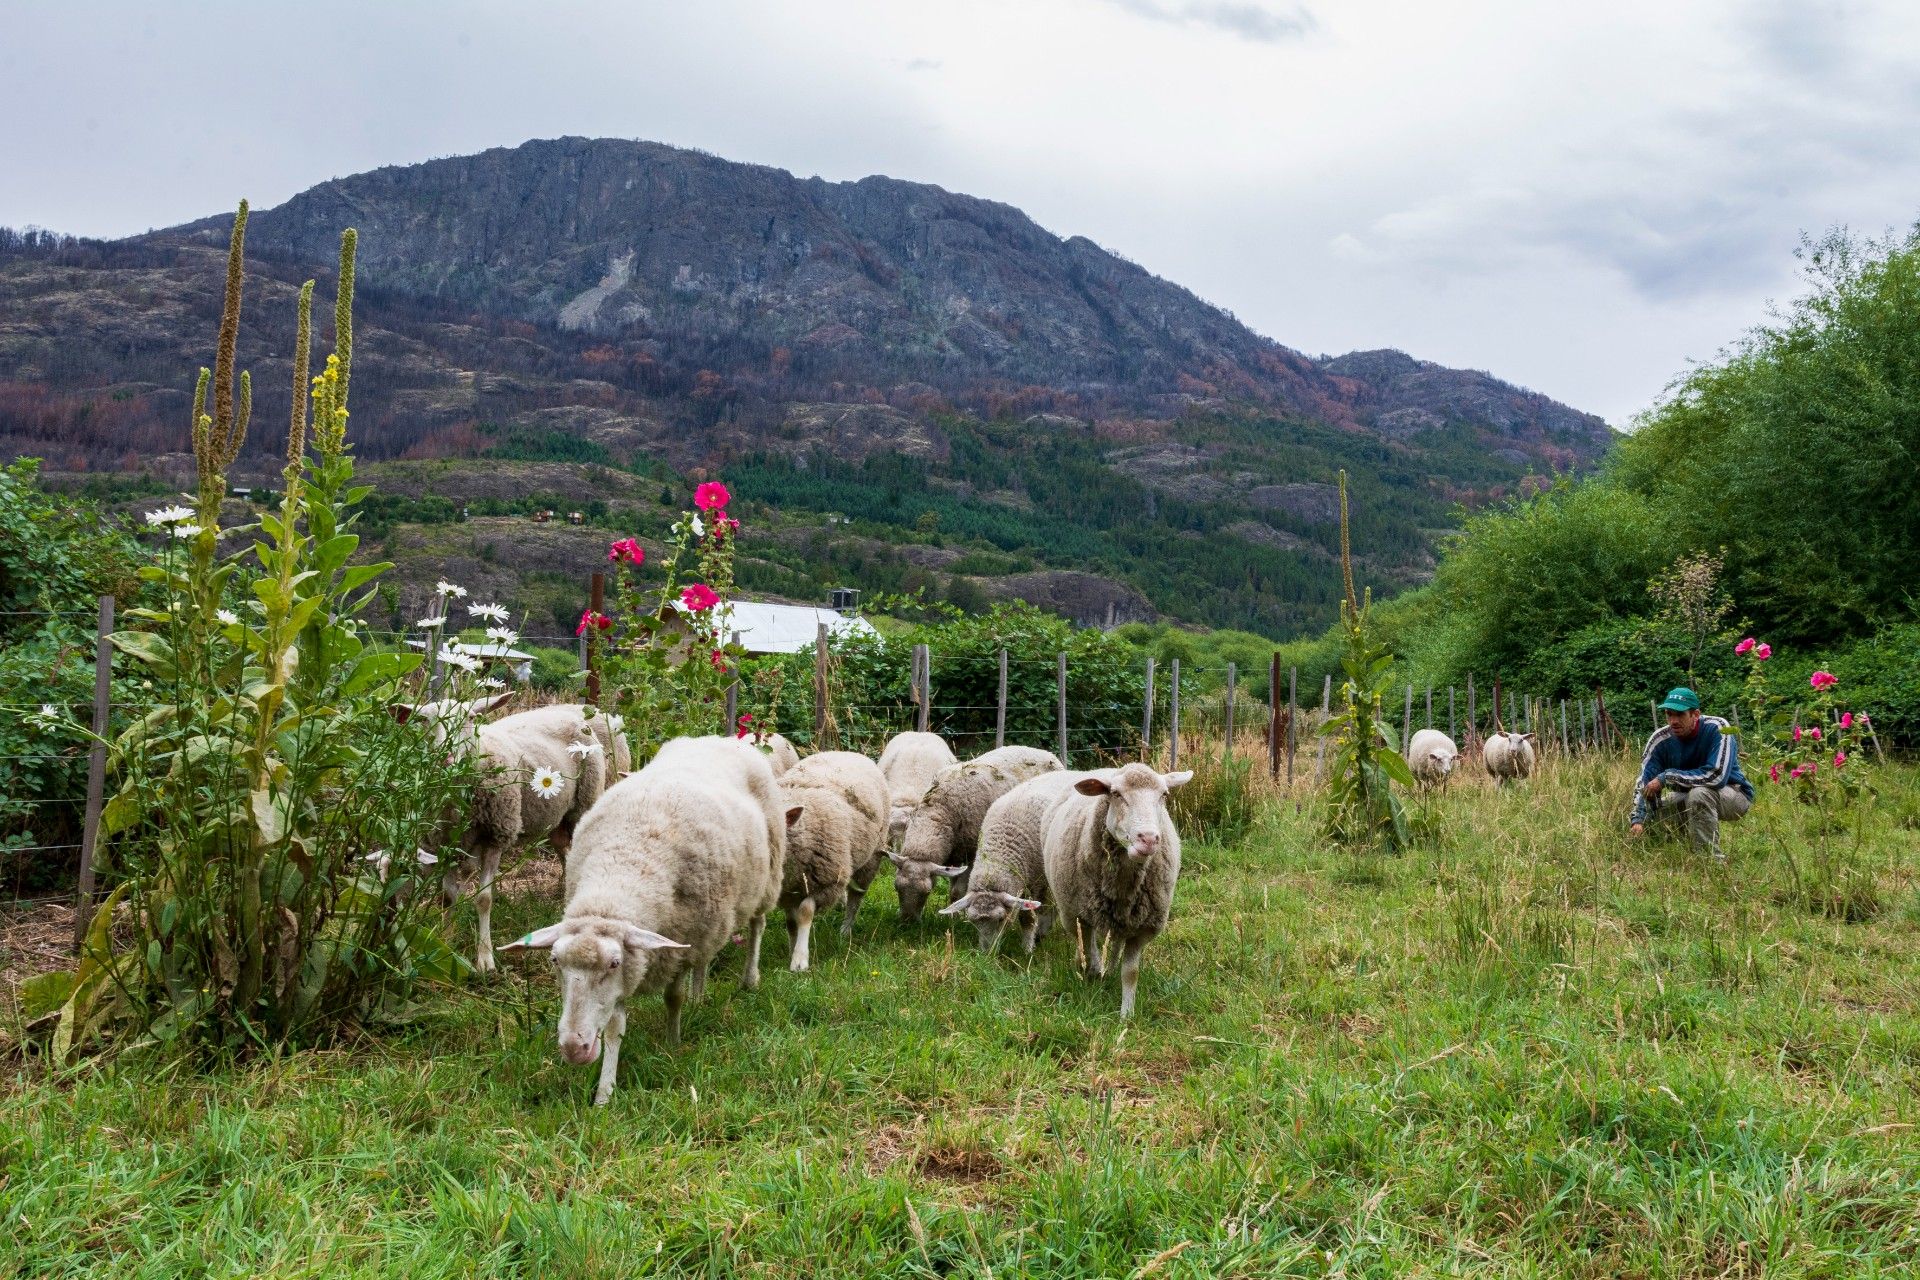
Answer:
[[1104, 0, 1315, 43]]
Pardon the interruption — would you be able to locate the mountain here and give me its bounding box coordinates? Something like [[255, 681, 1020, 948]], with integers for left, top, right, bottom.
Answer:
[[0, 137, 1615, 636]]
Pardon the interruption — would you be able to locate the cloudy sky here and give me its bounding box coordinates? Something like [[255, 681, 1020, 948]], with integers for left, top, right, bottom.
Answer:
[[4, 0, 1915, 423]]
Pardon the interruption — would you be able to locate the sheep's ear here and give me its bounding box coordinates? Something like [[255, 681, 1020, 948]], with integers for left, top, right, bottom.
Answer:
[[1521, 733, 1537, 742], [1162, 770, 1195, 789], [938, 895, 973, 916], [886, 851, 909, 867], [1014, 898, 1042, 912], [785, 805, 806, 828], [933, 864, 967, 880], [617, 770, 632, 780], [467, 692, 513, 715], [416, 848, 439, 867], [1074, 777, 1112, 796], [622, 925, 689, 952], [500, 923, 565, 953]]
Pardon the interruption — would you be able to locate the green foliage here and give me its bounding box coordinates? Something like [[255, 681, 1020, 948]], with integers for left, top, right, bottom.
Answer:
[[479, 423, 614, 466], [1165, 746, 1262, 845]]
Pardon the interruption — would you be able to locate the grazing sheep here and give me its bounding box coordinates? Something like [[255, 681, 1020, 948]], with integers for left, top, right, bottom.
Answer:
[[1406, 729, 1461, 788], [776, 751, 891, 969], [1042, 763, 1192, 1018], [1483, 731, 1538, 783], [500, 735, 787, 1105], [395, 695, 605, 976], [759, 732, 801, 776], [891, 745, 1063, 921], [507, 703, 632, 785], [878, 731, 958, 848], [940, 771, 1085, 953]]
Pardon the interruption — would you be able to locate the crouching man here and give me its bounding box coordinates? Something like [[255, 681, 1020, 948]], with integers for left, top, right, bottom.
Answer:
[[1629, 686, 1754, 858]]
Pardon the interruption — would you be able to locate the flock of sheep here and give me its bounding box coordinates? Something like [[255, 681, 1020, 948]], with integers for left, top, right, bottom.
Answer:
[[385, 700, 1193, 1105]]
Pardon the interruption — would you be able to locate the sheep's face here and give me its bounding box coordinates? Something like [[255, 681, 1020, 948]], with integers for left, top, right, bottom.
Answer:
[[888, 851, 966, 921], [500, 920, 689, 1066], [887, 803, 916, 850], [391, 693, 510, 763], [1077, 764, 1193, 860], [1429, 748, 1458, 778], [940, 890, 1042, 952]]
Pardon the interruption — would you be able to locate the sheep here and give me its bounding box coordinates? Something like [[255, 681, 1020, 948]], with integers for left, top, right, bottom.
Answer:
[[939, 770, 1085, 953], [760, 732, 801, 777], [499, 735, 788, 1105], [506, 703, 632, 786], [1483, 731, 1537, 783], [1406, 729, 1461, 788], [891, 745, 1063, 920], [1042, 763, 1192, 1018], [878, 731, 959, 847], [394, 695, 605, 975], [775, 751, 891, 969]]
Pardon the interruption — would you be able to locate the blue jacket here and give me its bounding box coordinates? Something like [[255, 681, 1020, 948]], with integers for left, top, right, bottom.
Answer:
[[1631, 716, 1752, 825]]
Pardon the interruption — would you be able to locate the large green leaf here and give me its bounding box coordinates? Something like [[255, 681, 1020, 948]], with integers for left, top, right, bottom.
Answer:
[[337, 650, 421, 697], [108, 630, 175, 671]]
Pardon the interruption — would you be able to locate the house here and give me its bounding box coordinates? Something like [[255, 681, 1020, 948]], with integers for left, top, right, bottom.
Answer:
[[698, 599, 877, 656], [406, 639, 537, 683]]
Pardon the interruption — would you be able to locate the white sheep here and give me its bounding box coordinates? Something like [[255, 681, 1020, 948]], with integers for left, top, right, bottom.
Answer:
[[775, 751, 891, 969], [891, 745, 1063, 920], [940, 770, 1084, 953], [1483, 731, 1537, 783], [395, 695, 605, 975], [878, 731, 959, 847], [499, 735, 787, 1105], [1042, 763, 1192, 1018], [1406, 729, 1460, 788], [508, 702, 633, 786]]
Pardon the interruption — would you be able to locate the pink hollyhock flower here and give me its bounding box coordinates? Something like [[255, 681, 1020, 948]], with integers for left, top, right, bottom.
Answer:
[[713, 513, 740, 540], [1840, 712, 1853, 729], [1735, 637, 1755, 655], [1789, 765, 1805, 780], [1792, 725, 1802, 743], [575, 609, 610, 637], [607, 537, 645, 565], [1834, 751, 1847, 767], [681, 583, 719, 612], [1808, 726, 1822, 741], [1754, 644, 1771, 660], [1810, 670, 1837, 690], [1769, 764, 1781, 784], [709, 648, 729, 672], [694, 481, 731, 511]]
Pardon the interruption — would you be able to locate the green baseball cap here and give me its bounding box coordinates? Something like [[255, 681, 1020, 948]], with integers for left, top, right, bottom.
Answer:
[[1658, 687, 1701, 712]]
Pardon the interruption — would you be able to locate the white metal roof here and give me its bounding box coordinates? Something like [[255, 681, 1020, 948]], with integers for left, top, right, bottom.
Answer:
[[696, 600, 877, 654], [405, 640, 536, 660]]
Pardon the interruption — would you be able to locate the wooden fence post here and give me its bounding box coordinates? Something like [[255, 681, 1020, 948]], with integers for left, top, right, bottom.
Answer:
[[725, 679, 738, 737], [1268, 652, 1282, 779], [72, 594, 114, 954], [1224, 662, 1237, 758], [1142, 657, 1156, 759], [1425, 685, 1433, 730], [1321, 673, 1331, 715], [995, 649, 1008, 749], [916, 643, 931, 734], [1466, 673, 1477, 753], [1168, 658, 1181, 770], [813, 622, 829, 745], [1402, 684, 1413, 749], [585, 571, 605, 706], [1056, 652, 1069, 765], [1448, 686, 1456, 740], [1559, 700, 1569, 757]]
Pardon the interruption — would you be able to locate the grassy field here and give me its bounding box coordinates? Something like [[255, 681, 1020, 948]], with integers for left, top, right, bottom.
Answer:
[[4, 755, 1920, 1277]]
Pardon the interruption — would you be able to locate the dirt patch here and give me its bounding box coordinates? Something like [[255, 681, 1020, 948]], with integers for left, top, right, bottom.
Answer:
[[0, 900, 79, 1005], [915, 1144, 1004, 1184]]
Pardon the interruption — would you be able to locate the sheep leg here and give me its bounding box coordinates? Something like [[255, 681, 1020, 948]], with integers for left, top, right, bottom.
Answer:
[[473, 841, 503, 977], [1032, 905, 1057, 949], [689, 959, 707, 1004], [789, 898, 817, 973], [843, 862, 878, 942], [1118, 936, 1146, 1019], [548, 823, 574, 863], [663, 972, 686, 1047], [1102, 932, 1122, 976], [593, 1005, 626, 1106], [1018, 907, 1042, 955], [1083, 920, 1107, 979], [742, 913, 766, 991]]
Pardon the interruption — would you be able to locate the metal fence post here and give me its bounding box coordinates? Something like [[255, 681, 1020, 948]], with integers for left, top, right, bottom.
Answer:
[[1224, 661, 1237, 759], [72, 594, 114, 954], [1142, 656, 1156, 759], [1168, 658, 1181, 770]]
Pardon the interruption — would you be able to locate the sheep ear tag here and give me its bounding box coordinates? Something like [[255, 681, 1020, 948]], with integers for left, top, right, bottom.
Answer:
[[500, 923, 564, 953], [938, 895, 973, 916], [1015, 898, 1042, 911]]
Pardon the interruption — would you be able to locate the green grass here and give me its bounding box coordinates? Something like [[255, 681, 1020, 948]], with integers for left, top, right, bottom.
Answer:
[[5, 758, 1920, 1277]]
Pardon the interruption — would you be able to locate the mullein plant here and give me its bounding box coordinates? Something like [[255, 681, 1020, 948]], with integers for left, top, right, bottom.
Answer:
[[37, 208, 471, 1057], [1321, 470, 1414, 853]]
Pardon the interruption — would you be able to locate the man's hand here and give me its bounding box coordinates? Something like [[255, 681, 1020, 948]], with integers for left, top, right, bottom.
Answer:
[[1630, 823, 1645, 838], [1642, 778, 1663, 801]]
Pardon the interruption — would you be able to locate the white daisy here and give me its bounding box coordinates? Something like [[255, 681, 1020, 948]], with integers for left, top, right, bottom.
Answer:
[[477, 676, 506, 690], [438, 647, 482, 672], [145, 504, 194, 526], [467, 602, 509, 623], [39, 703, 58, 718], [216, 608, 240, 626], [435, 580, 468, 599], [529, 769, 564, 799], [171, 523, 203, 539], [416, 615, 447, 629], [566, 739, 601, 759], [485, 626, 519, 645]]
